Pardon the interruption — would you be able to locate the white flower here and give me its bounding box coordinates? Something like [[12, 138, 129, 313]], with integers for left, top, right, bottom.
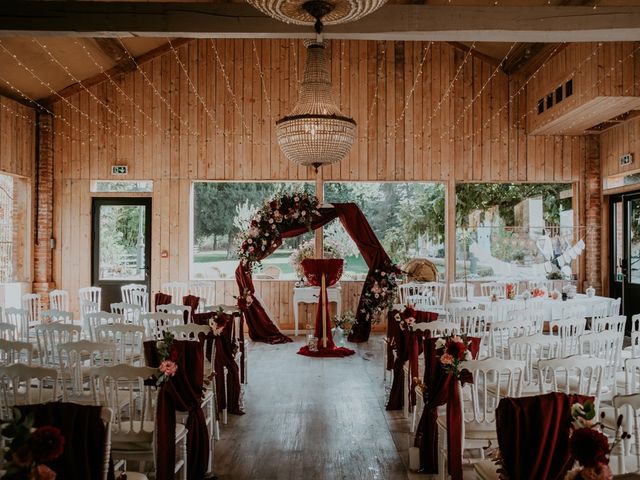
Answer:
[[464, 350, 472, 360], [247, 238, 253, 244], [435, 338, 446, 349], [268, 218, 274, 224], [394, 313, 401, 322]]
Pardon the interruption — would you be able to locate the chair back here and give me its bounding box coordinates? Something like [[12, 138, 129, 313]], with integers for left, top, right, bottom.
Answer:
[[110, 302, 142, 325], [21, 293, 41, 326], [579, 330, 623, 392], [459, 310, 490, 339], [120, 284, 148, 313], [35, 323, 82, 367], [167, 323, 212, 341], [509, 333, 561, 384], [480, 282, 506, 298], [40, 309, 74, 325], [0, 339, 33, 365], [49, 289, 69, 312], [592, 315, 626, 334], [610, 297, 622, 316], [96, 324, 145, 365], [538, 355, 606, 407], [489, 319, 535, 359], [411, 320, 459, 337], [79, 286, 102, 309], [141, 312, 183, 339], [632, 313, 640, 334], [486, 299, 525, 323], [86, 311, 125, 341], [398, 282, 430, 305], [0, 323, 16, 341], [461, 357, 525, 425], [0, 364, 59, 419], [507, 307, 545, 334], [156, 303, 191, 322], [161, 282, 188, 302], [527, 280, 553, 292], [189, 281, 217, 311], [58, 340, 116, 400], [549, 317, 587, 356], [449, 282, 470, 300], [4, 308, 30, 342], [80, 300, 100, 328], [612, 393, 640, 475], [590, 301, 610, 321], [561, 304, 586, 320]]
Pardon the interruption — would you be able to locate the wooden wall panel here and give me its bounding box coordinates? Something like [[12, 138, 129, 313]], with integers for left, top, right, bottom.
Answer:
[[0, 96, 35, 179], [50, 39, 590, 324], [601, 116, 640, 179]]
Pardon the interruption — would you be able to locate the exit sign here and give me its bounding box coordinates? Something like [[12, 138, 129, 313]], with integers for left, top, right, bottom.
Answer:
[[111, 165, 128, 175], [620, 153, 634, 166]]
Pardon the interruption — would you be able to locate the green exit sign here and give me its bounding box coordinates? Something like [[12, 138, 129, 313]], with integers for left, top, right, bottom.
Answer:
[[111, 165, 128, 175]]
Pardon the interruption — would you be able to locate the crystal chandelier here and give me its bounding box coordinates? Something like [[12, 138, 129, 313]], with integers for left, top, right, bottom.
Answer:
[[248, 0, 387, 170]]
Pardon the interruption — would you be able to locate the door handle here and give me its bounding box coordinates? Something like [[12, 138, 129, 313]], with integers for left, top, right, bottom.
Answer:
[[620, 258, 628, 277]]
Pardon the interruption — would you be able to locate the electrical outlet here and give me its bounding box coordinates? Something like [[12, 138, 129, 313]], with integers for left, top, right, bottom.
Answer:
[[620, 153, 633, 166], [111, 165, 128, 175]]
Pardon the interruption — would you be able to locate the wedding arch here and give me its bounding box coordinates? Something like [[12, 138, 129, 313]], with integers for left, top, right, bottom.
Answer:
[[234, 192, 400, 344]]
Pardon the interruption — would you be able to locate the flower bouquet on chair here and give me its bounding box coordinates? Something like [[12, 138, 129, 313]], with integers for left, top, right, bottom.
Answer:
[[297, 258, 355, 358]]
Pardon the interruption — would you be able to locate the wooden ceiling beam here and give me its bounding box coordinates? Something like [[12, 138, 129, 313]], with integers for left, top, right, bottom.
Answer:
[[0, 3, 640, 42], [503, 43, 568, 76], [92, 38, 137, 71], [39, 38, 192, 106]]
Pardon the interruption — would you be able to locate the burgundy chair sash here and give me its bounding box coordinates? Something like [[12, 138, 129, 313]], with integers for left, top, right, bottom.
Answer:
[[414, 336, 481, 480], [144, 340, 209, 480], [496, 392, 594, 480], [154, 292, 172, 311]]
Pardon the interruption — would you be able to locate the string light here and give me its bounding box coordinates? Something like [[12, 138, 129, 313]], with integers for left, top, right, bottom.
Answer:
[[392, 41, 433, 138], [210, 39, 252, 137], [115, 37, 199, 137], [33, 38, 143, 137], [166, 38, 222, 137], [252, 39, 273, 122], [365, 41, 387, 134], [75, 39, 164, 135]]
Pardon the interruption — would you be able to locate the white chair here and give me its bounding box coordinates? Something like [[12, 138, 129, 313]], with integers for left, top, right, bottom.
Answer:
[[157, 303, 191, 323], [96, 324, 145, 366], [141, 312, 183, 340], [480, 282, 506, 298], [79, 286, 102, 309], [90, 364, 188, 480], [189, 281, 217, 312], [58, 340, 116, 402], [506, 308, 545, 334], [593, 315, 627, 335], [509, 333, 561, 385], [411, 320, 460, 337], [579, 330, 624, 396], [35, 323, 82, 368], [527, 280, 553, 292], [538, 355, 606, 407], [110, 302, 142, 325], [85, 311, 125, 341], [611, 393, 640, 475], [0, 339, 34, 366], [121, 284, 149, 313], [0, 323, 16, 341], [167, 323, 212, 341], [437, 357, 525, 474], [49, 289, 70, 312], [449, 282, 470, 300], [41, 309, 74, 324], [4, 308, 30, 342], [161, 282, 189, 303], [623, 357, 640, 395], [610, 297, 622, 316], [21, 293, 42, 326], [80, 300, 100, 332], [561, 305, 586, 320], [485, 300, 525, 323], [398, 282, 430, 305], [549, 317, 587, 356], [590, 301, 610, 322], [0, 364, 60, 419], [489, 319, 535, 359]]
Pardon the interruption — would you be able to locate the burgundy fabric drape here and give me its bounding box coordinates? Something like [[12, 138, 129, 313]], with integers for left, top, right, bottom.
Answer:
[[386, 309, 438, 411], [182, 295, 200, 323], [211, 311, 244, 415], [235, 203, 397, 344], [18, 402, 114, 480], [496, 392, 593, 480], [297, 258, 355, 358], [414, 336, 481, 480], [154, 292, 172, 311], [144, 340, 209, 480]]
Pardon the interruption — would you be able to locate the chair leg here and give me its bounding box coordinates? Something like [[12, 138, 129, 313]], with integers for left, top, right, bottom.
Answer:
[[181, 437, 188, 480]]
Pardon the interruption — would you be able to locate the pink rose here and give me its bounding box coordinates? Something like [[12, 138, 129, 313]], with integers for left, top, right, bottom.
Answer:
[[441, 353, 454, 365], [33, 465, 57, 480], [159, 360, 178, 377]]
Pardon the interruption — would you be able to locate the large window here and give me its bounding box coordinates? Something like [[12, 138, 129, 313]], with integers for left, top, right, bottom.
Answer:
[[191, 182, 314, 280], [324, 182, 446, 280], [455, 183, 575, 282], [0, 173, 30, 284]]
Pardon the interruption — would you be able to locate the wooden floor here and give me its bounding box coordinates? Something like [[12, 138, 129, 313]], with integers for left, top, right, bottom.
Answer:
[[213, 335, 414, 480]]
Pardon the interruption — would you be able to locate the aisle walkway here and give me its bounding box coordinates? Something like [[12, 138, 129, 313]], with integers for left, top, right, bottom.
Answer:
[[213, 336, 412, 480]]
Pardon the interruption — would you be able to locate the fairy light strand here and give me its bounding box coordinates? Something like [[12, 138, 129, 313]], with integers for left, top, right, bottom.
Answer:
[[167, 38, 222, 137], [252, 39, 273, 122], [366, 41, 387, 134]]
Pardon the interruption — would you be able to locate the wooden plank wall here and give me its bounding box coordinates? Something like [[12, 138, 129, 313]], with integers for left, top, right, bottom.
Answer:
[[0, 96, 35, 178], [527, 42, 640, 134], [601, 116, 640, 178], [51, 39, 589, 319]]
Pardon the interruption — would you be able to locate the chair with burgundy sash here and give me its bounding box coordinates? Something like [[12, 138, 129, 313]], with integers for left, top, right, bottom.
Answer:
[[474, 392, 594, 480], [141, 312, 183, 340], [538, 355, 607, 408], [157, 304, 192, 323]]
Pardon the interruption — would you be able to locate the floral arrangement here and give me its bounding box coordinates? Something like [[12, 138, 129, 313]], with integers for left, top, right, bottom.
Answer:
[[235, 288, 254, 310], [360, 264, 400, 323], [393, 304, 417, 331], [531, 287, 546, 298], [237, 191, 321, 267], [333, 310, 356, 335], [505, 283, 516, 300], [435, 335, 473, 379], [564, 400, 628, 480], [1, 409, 64, 480], [207, 306, 229, 336], [155, 330, 178, 386], [288, 239, 342, 281]]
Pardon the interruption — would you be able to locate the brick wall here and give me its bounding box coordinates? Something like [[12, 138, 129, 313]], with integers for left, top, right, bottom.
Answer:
[[32, 112, 54, 303], [584, 135, 602, 294]]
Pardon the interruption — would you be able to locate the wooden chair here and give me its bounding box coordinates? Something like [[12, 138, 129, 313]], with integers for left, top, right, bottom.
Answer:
[[90, 364, 188, 480]]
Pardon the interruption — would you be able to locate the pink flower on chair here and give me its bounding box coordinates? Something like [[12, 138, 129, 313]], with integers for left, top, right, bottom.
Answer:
[[33, 464, 57, 480], [440, 353, 454, 365], [159, 360, 178, 377]]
